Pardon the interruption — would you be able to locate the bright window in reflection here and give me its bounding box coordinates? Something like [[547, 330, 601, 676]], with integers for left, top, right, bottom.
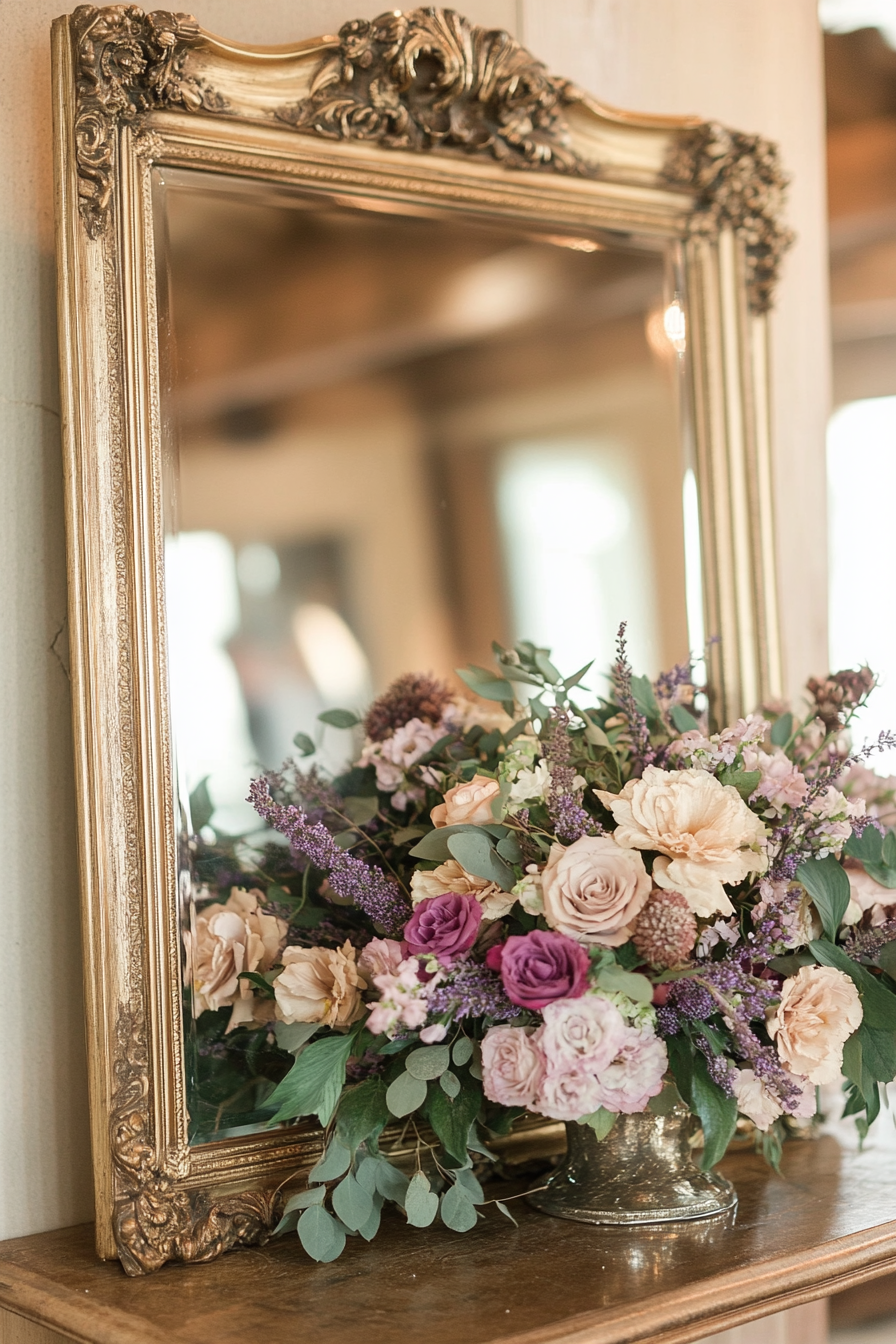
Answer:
[[496, 440, 657, 679], [828, 396, 896, 770]]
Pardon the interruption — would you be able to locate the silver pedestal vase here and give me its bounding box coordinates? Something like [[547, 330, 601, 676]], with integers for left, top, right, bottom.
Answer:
[[528, 1107, 737, 1225]]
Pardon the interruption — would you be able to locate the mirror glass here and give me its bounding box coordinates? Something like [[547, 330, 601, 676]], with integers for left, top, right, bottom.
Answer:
[[154, 169, 700, 1143]]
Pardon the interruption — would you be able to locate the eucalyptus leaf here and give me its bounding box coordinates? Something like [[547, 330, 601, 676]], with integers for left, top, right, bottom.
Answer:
[[341, 795, 379, 825], [563, 660, 594, 691], [292, 731, 316, 757], [331, 1172, 374, 1232], [452, 1037, 474, 1067], [670, 704, 700, 733], [534, 651, 562, 684], [496, 833, 523, 863], [440, 1069, 461, 1098], [374, 1160, 410, 1206], [447, 829, 514, 889], [577, 1107, 617, 1140], [717, 767, 762, 800], [453, 1167, 485, 1203], [392, 826, 427, 845], [770, 712, 793, 747], [457, 668, 514, 702], [274, 1184, 325, 1233], [189, 777, 214, 832], [630, 673, 660, 719], [354, 1154, 380, 1196], [441, 1183, 478, 1233], [404, 1172, 439, 1227], [357, 1194, 383, 1242], [584, 722, 611, 748], [385, 1070, 427, 1118], [297, 1205, 346, 1262], [318, 708, 361, 729], [495, 1200, 518, 1227], [798, 857, 851, 940], [595, 964, 654, 1004], [409, 825, 480, 862], [308, 1138, 351, 1184], [424, 1080, 483, 1163], [405, 1044, 451, 1080]]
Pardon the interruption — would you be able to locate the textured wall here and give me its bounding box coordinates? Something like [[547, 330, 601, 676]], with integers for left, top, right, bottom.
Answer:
[[0, 0, 826, 1241]]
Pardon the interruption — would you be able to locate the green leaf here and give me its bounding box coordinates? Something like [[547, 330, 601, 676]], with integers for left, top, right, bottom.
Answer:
[[374, 1159, 410, 1206], [648, 1084, 682, 1116], [496, 833, 523, 863], [799, 858, 851, 940], [297, 1205, 346, 1262], [237, 970, 276, 997], [452, 1037, 474, 1067], [770, 712, 793, 747], [584, 722, 611, 748], [404, 1172, 439, 1227], [495, 1200, 518, 1227], [692, 1053, 737, 1170], [717, 767, 762, 800], [331, 1172, 374, 1232], [392, 826, 427, 845], [878, 942, 896, 978], [859, 1023, 896, 1082], [308, 1138, 351, 1183], [453, 1167, 485, 1202], [846, 826, 884, 865], [189, 777, 214, 831], [595, 964, 654, 1004], [440, 1184, 478, 1233], [341, 795, 379, 825], [809, 939, 896, 1029], [440, 1069, 461, 1098], [425, 1080, 483, 1164], [456, 668, 514, 702], [408, 824, 479, 861], [563, 660, 594, 692], [577, 1107, 617, 1139], [357, 1194, 383, 1242], [885, 831, 896, 869], [273, 1185, 325, 1234], [534, 651, 562, 684], [266, 1031, 355, 1126], [630, 674, 661, 719], [318, 708, 360, 729], [273, 1020, 319, 1057], [670, 704, 700, 733], [385, 1070, 427, 1118], [336, 1076, 390, 1151], [333, 828, 359, 849], [405, 1044, 451, 1080], [292, 731, 316, 757], [447, 829, 514, 888]]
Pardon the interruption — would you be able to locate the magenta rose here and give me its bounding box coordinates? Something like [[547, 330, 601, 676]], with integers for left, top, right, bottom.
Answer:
[[403, 893, 482, 964], [486, 930, 590, 1009]]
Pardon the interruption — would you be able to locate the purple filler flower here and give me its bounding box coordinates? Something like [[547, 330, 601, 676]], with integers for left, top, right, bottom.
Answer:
[[487, 929, 590, 1010], [404, 893, 482, 964]]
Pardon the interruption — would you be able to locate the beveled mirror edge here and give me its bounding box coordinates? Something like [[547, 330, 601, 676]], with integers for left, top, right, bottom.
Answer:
[[52, 5, 789, 1272]]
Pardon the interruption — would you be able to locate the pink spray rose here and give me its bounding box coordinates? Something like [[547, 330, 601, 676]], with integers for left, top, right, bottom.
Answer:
[[403, 892, 482, 964], [481, 1026, 546, 1107], [591, 1026, 668, 1114], [358, 937, 407, 982], [538, 995, 627, 1074], [486, 929, 590, 1009], [536, 1067, 604, 1122]]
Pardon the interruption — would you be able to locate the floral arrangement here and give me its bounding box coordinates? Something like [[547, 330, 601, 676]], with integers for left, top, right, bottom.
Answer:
[[185, 629, 896, 1262]]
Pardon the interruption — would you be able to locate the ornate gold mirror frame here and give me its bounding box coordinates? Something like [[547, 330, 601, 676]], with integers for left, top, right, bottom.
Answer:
[[52, 4, 791, 1274]]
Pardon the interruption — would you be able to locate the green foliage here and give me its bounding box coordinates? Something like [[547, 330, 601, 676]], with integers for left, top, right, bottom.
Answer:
[[809, 939, 896, 1029], [189, 777, 215, 832], [308, 1138, 351, 1183], [273, 1021, 319, 1055], [576, 1108, 617, 1139], [447, 829, 515, 888], [594, 963, 654, 1004], [440, 1182, 478, 1233], [425, 1079, 483, 1164], [374, 1159, 410, 1205], [297, 1205, 346, 1262], [691, 1053, 737, 1171], [385, 1070, 427, 1117], [405, 1044, 451, 1080], [331, 1172, 374, 1232], [717, 766, 762, 800], [318, 708, 361, 729], [648, 1084, 683, 1116], [341, 795, 379, 825], [273, 1185, 325, 1236], [292, 731, 316, 757], [799, 858, 851, 940], [404, 1172, 439, 1227], [670, 703, 700, 733], [336, 1077, 390, 1150], [265, 1031, 357, 1126], [439, 1069, 461, 1098], [769, 712, 793, 747]]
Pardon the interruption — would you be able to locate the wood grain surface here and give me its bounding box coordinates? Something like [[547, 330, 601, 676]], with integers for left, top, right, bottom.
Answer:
[[0, 1138, 893, 1344]]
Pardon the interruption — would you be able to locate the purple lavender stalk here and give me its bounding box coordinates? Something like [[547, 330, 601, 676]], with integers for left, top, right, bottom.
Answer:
[[248, 777, 411, 936], [543, 708, 601, 842], [612, 622, 654, 775]]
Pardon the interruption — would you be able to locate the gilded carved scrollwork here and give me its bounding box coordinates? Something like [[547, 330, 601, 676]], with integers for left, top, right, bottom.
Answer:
[[276, 7, 595, 178], [71, 4, 225, 236], [110, 1006, 278, 1276], [663, 122, 795, 314]]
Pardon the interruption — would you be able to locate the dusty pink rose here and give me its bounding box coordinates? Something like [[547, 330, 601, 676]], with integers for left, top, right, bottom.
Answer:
[[403, 892, 482, 963], [541, 835, 651, 946], [481, 1026, 545, 1107], [273, 941, 366, 1028], [358, 937, 407, 982], [591, 1026, 667, 1114], [487, 930, 590, 1009], [769, 964, 863, 1084], [538, 995, 627, 1074], [431, 773, 501, 828], [535, 1066, 604, 1121]]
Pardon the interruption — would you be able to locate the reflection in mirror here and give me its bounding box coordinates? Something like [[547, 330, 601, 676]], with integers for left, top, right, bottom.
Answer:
[[156, 172, 699, 1142]]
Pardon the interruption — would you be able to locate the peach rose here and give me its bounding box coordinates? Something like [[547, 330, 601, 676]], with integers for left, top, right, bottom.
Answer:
[[273, 941, 367, 1029], [769, 965, 863, 1084], [431, 773, 501, 828], [186, 888, 287, 1031], [410, 858, 515, 919], [596, 766, 767, 918], [541, 835, 651, 947]]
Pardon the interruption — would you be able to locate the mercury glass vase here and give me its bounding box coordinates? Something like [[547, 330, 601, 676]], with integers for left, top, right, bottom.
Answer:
[[528, 1107, 737, 1225]]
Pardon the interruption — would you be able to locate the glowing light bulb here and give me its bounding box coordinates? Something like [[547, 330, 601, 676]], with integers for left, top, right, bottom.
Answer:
[[663, 298, 687, 354]]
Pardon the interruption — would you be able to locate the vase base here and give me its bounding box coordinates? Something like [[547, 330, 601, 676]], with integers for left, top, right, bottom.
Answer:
[[527, 1169, 737, 1225]]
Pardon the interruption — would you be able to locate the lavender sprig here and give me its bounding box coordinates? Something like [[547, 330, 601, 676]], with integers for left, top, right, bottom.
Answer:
[[543, 708, 602, 841], [426, 963, 522, 1022], [612, 622, 654, 775], [843, 920, 896, 962], [248, 778, 411, 936]]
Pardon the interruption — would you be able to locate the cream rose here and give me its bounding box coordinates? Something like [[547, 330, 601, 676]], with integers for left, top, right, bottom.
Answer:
[[410, 858, 515, 919], [541, 835, 651, 947], [431, 774, 501, 828], [187, 888, 287, 1031], [596, 766, 768, 918], [273, 941, 367, 1029], [769, 965, 863, 1084]]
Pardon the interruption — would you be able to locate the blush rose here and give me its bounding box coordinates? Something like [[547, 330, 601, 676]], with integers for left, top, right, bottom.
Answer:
[[481, 1026, 545, 1107], [431, 773, 501, 828], [541, 835, 651, 946]]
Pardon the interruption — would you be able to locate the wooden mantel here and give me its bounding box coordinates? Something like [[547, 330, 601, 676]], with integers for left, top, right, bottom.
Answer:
[[0, 1137, 894, 1344]]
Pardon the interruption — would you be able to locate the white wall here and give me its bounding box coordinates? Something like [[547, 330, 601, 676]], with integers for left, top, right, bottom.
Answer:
[[0, 0, 827, 1240]]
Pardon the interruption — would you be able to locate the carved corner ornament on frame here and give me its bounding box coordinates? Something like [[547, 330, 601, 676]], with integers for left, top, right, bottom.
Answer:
[[54, 4, 793, 1275]]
